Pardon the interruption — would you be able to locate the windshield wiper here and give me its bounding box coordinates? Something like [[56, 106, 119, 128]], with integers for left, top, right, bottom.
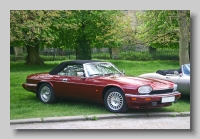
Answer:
[[104, 73, 115, 76], [90, 74, 103, 76]]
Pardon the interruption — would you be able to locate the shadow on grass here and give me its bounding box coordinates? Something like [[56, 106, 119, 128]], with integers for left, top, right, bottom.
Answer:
[[179, 95, 190, 101], [56, 98, 107, 110]]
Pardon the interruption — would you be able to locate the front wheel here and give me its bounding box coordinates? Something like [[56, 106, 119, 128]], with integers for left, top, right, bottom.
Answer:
[[104, 87, 128, 113], [38, 83, 57, 104]]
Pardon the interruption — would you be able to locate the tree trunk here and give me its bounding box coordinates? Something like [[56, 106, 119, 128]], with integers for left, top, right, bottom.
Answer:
[[76, 14, 92, 60], [25, 45, 44, 65], [76, 40, 91, 60], [109, 48, 112, 59], [178, 10, 190, 66]]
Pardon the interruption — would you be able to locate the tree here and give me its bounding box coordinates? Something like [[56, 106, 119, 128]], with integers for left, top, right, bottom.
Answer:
[[10, 10, 129, 64], [62, 10, 128, 60], [10, 10, 59, 65], [178, 10, 190, 65], [136, 10, 190, 65]]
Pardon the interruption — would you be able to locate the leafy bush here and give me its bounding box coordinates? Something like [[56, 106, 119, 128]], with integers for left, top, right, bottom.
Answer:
[[119, 51, 152, 61], [10, 48, 179, 62], [10, 55, 25, 61], [40, 55, 66, 61], [118, 49, 179, 61], [92, 53, 111, 60], [10, 55, 67, 62]]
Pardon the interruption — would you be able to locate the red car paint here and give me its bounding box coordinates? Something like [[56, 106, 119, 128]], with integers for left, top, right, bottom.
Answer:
[[22, 72, 181, 109]]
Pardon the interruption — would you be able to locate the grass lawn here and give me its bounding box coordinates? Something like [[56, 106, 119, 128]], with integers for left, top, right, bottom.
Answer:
[[10, 60, 190, 120]]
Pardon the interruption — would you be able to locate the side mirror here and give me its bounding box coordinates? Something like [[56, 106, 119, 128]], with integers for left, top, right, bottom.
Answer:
[[77, 71, 86, 80], [81, 76, 86, 80]]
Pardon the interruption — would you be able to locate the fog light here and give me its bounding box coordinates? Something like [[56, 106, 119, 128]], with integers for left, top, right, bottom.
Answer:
[[145, 98, 151, 101]]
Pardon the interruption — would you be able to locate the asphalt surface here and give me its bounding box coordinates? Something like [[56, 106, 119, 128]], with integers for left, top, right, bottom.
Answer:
[[10, 111, 190, 124]]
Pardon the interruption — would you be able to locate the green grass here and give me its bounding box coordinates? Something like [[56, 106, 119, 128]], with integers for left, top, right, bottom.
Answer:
[[10, 60, 190, 120], [109, 60, 180, 76]]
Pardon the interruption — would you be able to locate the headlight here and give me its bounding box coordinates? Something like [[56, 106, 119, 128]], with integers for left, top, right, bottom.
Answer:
[[138, 86, 152, 94], [173, 84, 178, 92]]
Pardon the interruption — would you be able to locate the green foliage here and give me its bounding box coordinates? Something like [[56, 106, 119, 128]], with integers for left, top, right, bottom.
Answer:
[[118, 49, 179, 61], [136, 10, 190, 49], [10, 55, 25, 61], [170, 114, 177, 117], [10, 55, 67, 62], [91, 116, 98, 120], [10, 48, 179, 62], [92, 53, 111, 60], [10, 10, 55, 47], [119, 51, 152, 61], [40, 55, 66, 61], [10, 10, 130, 49]]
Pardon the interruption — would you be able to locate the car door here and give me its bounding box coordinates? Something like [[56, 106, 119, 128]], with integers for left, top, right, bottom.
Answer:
[[52, 75, 77, 98], [69, 76, 95, 100], [55, 64, 94, 100], [52, 65, 78, 97]]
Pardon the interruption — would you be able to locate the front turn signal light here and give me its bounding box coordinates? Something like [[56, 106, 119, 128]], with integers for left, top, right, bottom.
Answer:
[[132, 98, 137, 101]]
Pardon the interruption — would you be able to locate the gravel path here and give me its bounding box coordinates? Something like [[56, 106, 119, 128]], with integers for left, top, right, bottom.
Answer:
[[10, 116, 190, 129]]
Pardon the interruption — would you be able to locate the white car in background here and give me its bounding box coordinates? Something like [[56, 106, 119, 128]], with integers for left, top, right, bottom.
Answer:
[[139, 64, 190, 95]]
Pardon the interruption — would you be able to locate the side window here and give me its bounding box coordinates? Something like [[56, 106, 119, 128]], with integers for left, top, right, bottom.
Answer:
[[58, 65, 84, 77]]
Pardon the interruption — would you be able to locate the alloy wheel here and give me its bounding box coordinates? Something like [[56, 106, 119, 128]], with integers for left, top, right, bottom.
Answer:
[[107, 91, 123, 110], [40, 86, 51, 102]]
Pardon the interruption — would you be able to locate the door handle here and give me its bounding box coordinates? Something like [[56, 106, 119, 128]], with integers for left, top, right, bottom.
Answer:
[[62, 78, 68, 82]]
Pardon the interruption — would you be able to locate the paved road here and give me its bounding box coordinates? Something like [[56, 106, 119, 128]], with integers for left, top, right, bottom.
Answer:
[[10, 116, 190, 129]]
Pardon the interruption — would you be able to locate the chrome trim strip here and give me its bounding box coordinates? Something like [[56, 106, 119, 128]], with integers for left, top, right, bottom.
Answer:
[[123, 87, 174, 90], [125, 91, 180, 97], [47, 80, 106, 87], [24, 83, 37, 86]]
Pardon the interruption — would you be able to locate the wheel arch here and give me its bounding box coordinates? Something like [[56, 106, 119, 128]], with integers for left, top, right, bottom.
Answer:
[[36, 81, 54, 97], [102, 85, 125, 100]]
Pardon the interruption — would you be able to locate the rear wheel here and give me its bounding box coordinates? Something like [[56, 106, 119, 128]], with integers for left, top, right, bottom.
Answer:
[[104, 87, 128, 113], [38, 83, 57, 104]]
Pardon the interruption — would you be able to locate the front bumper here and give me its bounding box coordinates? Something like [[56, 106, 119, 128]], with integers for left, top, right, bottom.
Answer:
[[22, 83, 37, 93], [125, 91, 181, 109]]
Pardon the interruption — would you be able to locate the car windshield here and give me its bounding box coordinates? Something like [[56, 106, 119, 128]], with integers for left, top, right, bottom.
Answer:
[[84, 62, 122, 77], [182, 64, 190, 76]]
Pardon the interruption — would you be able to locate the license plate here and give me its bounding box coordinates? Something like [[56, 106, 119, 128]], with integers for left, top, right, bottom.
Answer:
[[161, 96, 175, 103]]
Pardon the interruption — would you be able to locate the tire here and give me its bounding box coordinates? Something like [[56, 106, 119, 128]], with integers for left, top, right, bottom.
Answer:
[[38, 83, 57, 104], [104, 87, 128, 113]]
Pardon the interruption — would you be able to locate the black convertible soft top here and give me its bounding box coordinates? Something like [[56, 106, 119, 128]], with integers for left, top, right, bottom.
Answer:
[[49, 60, 102, 75], [156, 68, 181, 76]]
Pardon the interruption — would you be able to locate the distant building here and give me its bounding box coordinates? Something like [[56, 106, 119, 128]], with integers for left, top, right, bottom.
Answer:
[[123, 10, 149, 51], [123, 10, 144, 32]]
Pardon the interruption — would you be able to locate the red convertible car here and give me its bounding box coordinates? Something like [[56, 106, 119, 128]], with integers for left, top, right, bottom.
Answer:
[[22, 60, 181, 113]]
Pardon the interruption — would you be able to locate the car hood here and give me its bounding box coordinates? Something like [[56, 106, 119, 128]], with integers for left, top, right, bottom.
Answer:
[[96, 75, 174, 90]]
